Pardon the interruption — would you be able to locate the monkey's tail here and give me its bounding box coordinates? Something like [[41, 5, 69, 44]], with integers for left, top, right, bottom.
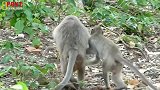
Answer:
[[54, 49, 78, 90], [116, 56, 157, 90]]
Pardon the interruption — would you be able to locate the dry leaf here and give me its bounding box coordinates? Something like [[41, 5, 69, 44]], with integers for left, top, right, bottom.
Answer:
[[25, 46, 41, 53], [128, 79, 139, 86]]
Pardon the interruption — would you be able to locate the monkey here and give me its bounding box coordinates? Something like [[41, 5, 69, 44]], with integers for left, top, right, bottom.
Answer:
[[86, 25, 158, 90], [52, 15, 90, 90]]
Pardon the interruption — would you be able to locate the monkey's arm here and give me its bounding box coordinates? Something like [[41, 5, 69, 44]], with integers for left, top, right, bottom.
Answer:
[[85, 55, 100, 65], [85, 48, 100, 65]]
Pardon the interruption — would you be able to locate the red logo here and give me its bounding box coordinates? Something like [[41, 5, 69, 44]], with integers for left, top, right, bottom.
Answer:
[[1, 1, 23, 10]]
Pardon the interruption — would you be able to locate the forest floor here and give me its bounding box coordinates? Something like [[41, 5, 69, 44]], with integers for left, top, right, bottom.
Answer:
[[0, 17, 160, 90]]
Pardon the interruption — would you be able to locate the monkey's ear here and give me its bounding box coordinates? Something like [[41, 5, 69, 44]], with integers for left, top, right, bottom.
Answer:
[[91, 25, 103, 34]]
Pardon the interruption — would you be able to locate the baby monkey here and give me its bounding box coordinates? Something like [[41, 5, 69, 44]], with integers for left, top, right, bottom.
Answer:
[[87, 26, 157, 90]]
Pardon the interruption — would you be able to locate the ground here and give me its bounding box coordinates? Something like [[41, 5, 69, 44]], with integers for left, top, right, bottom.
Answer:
[[0, 17, 160, 90]]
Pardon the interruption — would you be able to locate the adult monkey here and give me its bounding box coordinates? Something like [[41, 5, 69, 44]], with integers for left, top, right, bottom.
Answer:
[[87, 25, 157, 90], [53, 15, 90, 90]]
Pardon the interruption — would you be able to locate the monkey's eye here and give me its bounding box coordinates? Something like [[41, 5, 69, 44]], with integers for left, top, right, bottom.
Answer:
[[91, 28, 94, 30], [91, 30, 94, 34]]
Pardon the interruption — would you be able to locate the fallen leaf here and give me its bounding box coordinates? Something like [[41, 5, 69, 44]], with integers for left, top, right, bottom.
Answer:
[[128, 79, 139, 86], [25, 46, 41, 53]]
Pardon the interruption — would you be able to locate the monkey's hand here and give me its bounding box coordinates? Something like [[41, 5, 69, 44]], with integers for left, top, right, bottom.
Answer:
[[85, 54, 100, 65]]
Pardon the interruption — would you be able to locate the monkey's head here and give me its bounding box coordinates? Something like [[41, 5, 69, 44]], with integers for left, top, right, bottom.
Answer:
[[91, 25, 103, 35]]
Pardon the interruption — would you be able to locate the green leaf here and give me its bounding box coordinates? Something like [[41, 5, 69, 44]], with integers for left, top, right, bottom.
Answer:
[[16, 82, 29, 90], [0, 71, 6, 77], [10, 16, 17, 26], [24, 9, 33, 21], [9, 67, 17, 77], [33, 64, 55, 74], [2, 55, 12, 64], [39, 24, 49, 33], [24, 27, 35, 37], [34, 65, 47, 74], [11, 84, 23, 90], [32, 38, 41, 47], [32, 23, 39, 30], [42, 6, 52, 13], [117, 0, 128, 10], [0, 66, 12, 77], [33, 64, 46, 74], [117, 0, 124, 5], [138, 24, 142, 31], [45, 63, 56, 70], [4, 11, 14, 20], [30, 66, 41, 76], [15, 10, 23, 17], [29, 81, 38, 89], [1, 11, 6, 17], [137, 0, 147, 5], [48, 80, 57, 89], [67, 0, 76, 6], [33, 18, 41, 23], [0, 82, 3, 87], [39, 0, 46, 2], [0, 14, 3, 21], [3, 41, 14, 49], [50, 0, 58, 4], [33, 13, 40, 18], [20, 66, 30, 72], [15, 19, 24, 34]]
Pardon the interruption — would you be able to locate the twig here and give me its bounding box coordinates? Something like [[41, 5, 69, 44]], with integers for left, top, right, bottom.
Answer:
[[144, 48, 160, 55]]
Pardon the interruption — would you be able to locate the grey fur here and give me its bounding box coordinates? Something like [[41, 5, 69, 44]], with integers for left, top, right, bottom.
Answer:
[[53, 15, 90, 90], [87, 25, 157, 90]]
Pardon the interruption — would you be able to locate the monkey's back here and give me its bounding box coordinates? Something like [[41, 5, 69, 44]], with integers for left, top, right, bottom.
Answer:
[[90, 34, 120, 59], [53, 15, 90, 54]]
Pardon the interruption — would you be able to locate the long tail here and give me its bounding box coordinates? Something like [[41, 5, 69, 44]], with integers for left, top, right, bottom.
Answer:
[[54, 49, 78, 90], [116, 56, 157, 90]]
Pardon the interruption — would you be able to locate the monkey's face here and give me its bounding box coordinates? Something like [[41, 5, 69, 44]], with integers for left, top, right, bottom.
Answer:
[[91, 28, 97, 34], [91, 26, 103, 35]]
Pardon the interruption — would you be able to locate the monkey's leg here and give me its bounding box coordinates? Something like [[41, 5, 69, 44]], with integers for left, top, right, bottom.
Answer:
[[78, 57, 85, 81], [102, 61, 110, 89], [78, 66, 85, 81], [111, 62, 127, 89], [74, 55, 85, 89]]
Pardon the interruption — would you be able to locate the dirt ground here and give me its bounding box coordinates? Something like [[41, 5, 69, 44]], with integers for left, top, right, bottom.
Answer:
[[0, 17, 160, 90]]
